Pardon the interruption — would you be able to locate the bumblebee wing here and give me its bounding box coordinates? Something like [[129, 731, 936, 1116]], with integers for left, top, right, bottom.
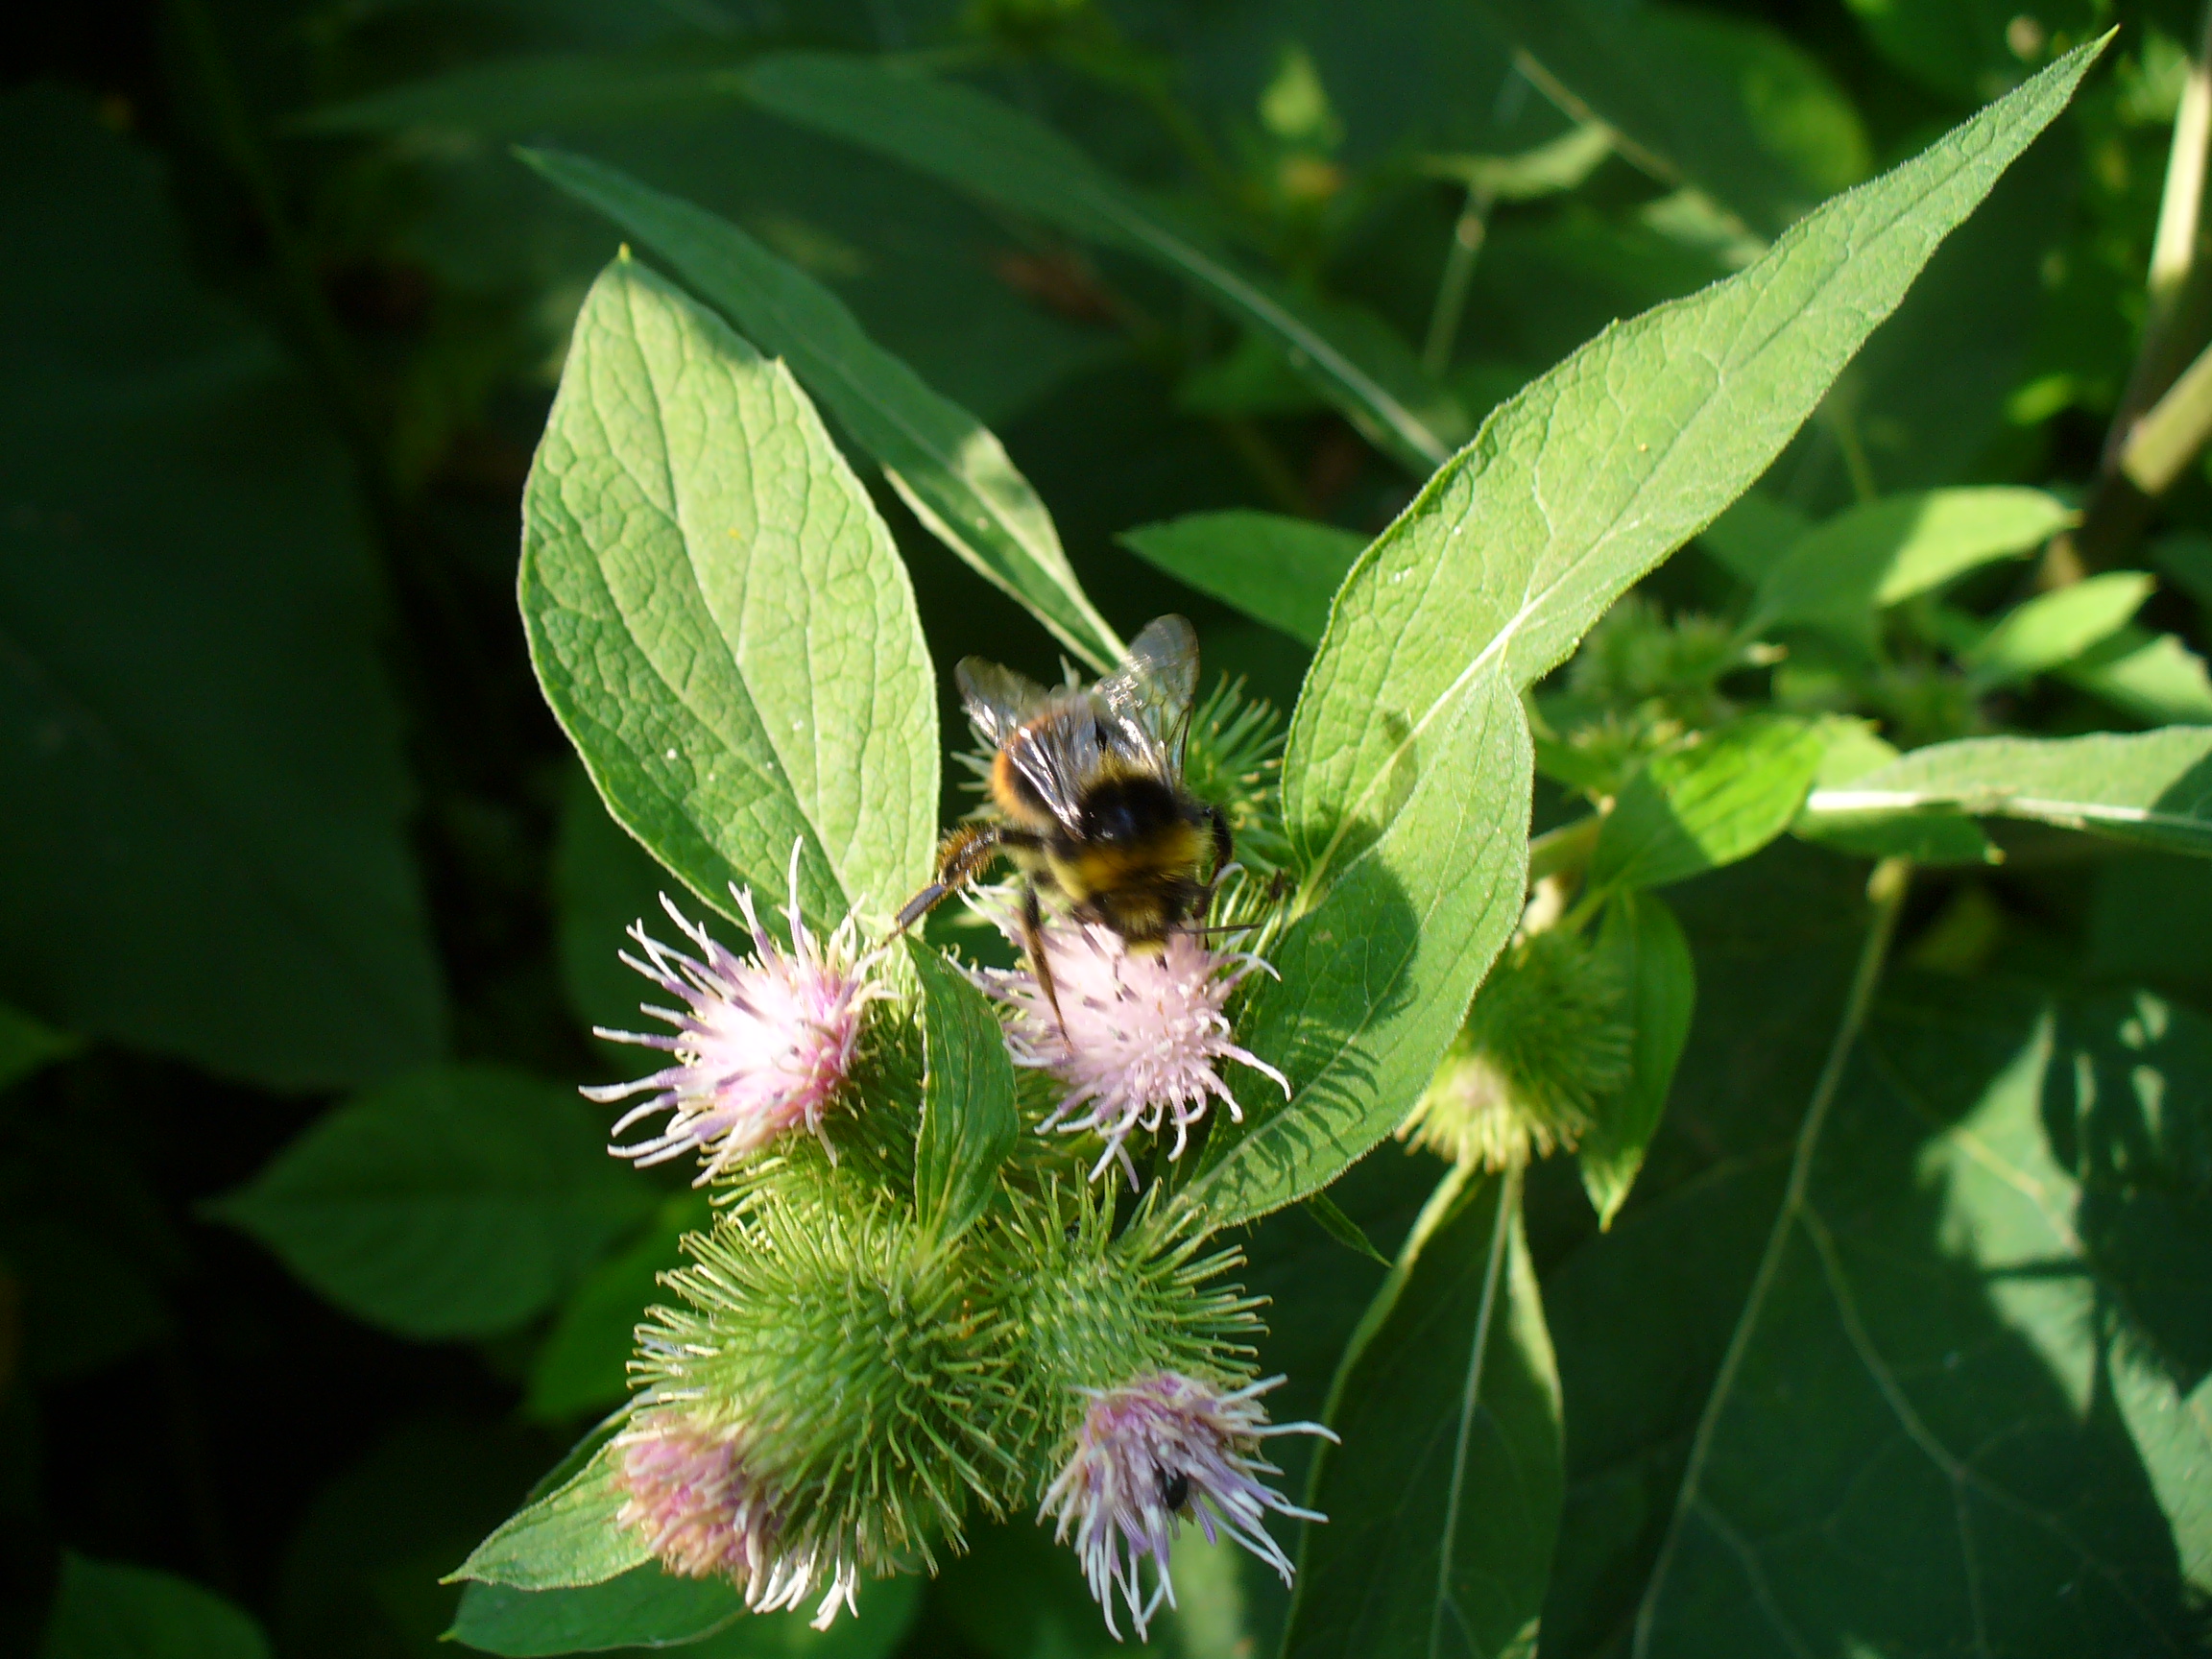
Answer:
[[955, 657, 1056, 750], [1000, 698, 1102, 830], [1094, 613, 1198, 779]]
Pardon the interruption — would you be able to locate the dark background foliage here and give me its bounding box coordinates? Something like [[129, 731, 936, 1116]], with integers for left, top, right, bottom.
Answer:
[[5, 1, 2211, 1654]]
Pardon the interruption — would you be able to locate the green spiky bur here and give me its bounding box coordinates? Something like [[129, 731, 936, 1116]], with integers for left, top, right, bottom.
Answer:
[[1540, 596, 1769, 799], [987, 1185, 1264, 1482], [1403, 926, 1633, 1170], [1181, 678, 1289, 876], [633, 1114, 1269, 1583]]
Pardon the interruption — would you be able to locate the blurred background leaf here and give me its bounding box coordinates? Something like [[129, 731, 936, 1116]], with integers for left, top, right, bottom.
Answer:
[[0, 87, 445, 1090]]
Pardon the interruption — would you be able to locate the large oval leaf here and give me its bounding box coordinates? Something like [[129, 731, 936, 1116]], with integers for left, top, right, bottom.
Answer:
[[1180, 38, 2106, 1231], [521, 255, 936, 932], [1286, 1165, 1562, 1659]]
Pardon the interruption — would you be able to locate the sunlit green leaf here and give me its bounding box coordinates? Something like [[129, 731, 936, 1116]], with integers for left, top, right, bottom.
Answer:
[[0, 88, 444, 1090], [1579, 890, 1695, 1228], [1745, 486, 2074, 648], [1177, 39, 2103, 1231], [41, 1553, 270, 1659], [449, 1444, 646, 1590], [1286, 1166, 1561, 1659], [1543, 857, 2211, 1655], [1963, 570, 2155, 685], [734, 53, 1462, 472], [207, 1065, 650, 1341], [521, 256, 937, 932], [1118, 512, 1365, 648], [1591, 717, 1828, 892], [1801, 725, 2212, 856], [910, 944, 1019, 1248], [2062, 626, 2212, 726], [522, 148, 1121, 672]]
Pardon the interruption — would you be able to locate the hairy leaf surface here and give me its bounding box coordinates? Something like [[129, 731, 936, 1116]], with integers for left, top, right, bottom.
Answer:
[[523, 149, 1120, 672], [1181, 40, 2103, 1230], [521, 257, 935, 932]]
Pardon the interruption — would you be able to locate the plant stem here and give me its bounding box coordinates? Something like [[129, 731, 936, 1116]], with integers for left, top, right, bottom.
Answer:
[[1629, 854, 1911, 1658], [1422, 181, 1494, 379], [2053, 0, 2212, 579]]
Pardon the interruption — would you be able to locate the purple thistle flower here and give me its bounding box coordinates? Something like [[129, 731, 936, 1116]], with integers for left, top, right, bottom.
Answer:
[[1041, 1372, 1334, 1641], [614, 1414, 859, 1629], [584, 842, 888, 1183], [977, 921, 1288, 1186]]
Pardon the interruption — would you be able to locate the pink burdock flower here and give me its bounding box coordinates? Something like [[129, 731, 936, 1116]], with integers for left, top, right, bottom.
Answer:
[[1042, 1372, 1334, 1641], [614, 1414, 858, 1629], [584, 843, 887, 1182], [979, 921, 1288, 1186]]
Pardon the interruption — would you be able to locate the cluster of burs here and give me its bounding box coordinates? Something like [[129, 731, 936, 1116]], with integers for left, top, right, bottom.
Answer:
[[563, 655, 1633, 1637], [571, 678, 1327, 1641]]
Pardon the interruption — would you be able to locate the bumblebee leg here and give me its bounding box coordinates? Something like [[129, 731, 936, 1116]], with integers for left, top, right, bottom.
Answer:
[[1018, 879, 1069, 1038], [896, 824, 1041, 932]]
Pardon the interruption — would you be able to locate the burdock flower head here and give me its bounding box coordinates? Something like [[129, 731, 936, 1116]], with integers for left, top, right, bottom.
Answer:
[[613, 1410, 857, 1629], [979, 921, 1288, 1185], [584, 841, 888, 1182], [1041, 1372, 1333, 1641]]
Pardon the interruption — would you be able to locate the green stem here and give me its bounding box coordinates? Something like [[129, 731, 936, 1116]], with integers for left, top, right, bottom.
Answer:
[[1630, 854, 1911, 1658], [1422, 181, 1494, 379]]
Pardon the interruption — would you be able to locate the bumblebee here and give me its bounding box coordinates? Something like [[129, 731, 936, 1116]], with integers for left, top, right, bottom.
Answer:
[[896, 615, 1231, 1020]]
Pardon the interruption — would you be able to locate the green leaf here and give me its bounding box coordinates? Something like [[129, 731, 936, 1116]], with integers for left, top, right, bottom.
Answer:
[[0, 1000, 80, 1093], [448, 1568, 920, 1657], [0, 87, 445, 1090], [1744, 486, 2074, 647], [1590, 717, 1828, 892], [1542, 855, 2211, 1656], [1286, 1165, 1561, 1659], [526, 1192, 707, 1423], [521, 255, 937, 934], [1578, 890, 1695, 1229], [41, 1554, 270, 1659], [301, 46, 756, 137], [1302, 1190, 1393, 1268], [449, 1444, 648, 1590], [1477, 0, 1861, 234], [449, 1569, 738, 1656], [733, 53, 1461, 472], [1179, 39, 2104, 1231], [2062, 626, 2212, 726], [207, 1064, 650, 1341], [521, 149, 1121, 673], [1118, 513, 1366, 649], [1963, 570, 2156, 685], [910, 943, 1019, 1248], [1800, 725, 2212, 856]]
